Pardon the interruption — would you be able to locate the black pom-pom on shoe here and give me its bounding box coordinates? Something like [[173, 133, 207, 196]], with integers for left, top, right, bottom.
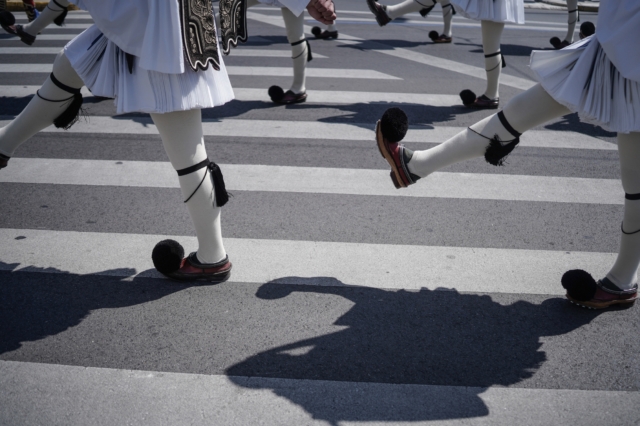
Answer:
[[549, 36, 561, 49], [152, 239, 185, 275], [380, 107, 408, 143], [580, 21, 595, 38], [459, 89, 476, 106], [268, 85, 285, 103], [561, 269, 598, 301], [0, 10, 16, 27], [311, 26, 322, 37], [428, 30, 439, 42]]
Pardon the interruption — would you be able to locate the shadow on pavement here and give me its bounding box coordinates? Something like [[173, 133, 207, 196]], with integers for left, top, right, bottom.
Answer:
[[0, 262, 188, 355], [226, 277, 603, 424]]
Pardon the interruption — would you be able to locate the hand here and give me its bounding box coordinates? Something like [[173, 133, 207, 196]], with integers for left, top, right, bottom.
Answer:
[[306, 0, 336, 25]]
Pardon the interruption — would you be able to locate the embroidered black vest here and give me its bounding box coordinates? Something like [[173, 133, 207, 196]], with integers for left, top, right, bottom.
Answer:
[[178, 0, 248, 72]]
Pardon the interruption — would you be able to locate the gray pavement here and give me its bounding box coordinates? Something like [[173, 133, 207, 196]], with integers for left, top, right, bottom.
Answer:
[[1, 4, 639, 426]]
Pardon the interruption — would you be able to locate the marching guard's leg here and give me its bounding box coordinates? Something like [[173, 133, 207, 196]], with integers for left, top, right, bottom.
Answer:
[[0, 50, 84, 168]]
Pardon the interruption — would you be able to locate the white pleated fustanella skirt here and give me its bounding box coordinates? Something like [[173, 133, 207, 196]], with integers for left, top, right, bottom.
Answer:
[[530, 36, 640, 134], [64, 25, 235, 115], [451, 0, 525, 24]]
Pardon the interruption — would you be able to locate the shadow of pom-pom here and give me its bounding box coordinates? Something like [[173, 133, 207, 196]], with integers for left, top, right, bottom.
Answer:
[[580, 21, 595, 37], [0, 11, 16, 26], [428, 30, 439, 41], [380, 107, 408, 143], [459, 89, 476, 106], [268, 85, 284, 102], [561, 269, 597, 301], [311, 26, 321, 37], [549, 36, 561, 48], [152, 239, 184, 274]]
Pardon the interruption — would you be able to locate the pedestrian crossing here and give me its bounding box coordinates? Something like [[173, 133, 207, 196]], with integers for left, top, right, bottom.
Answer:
[[0, 8, 637, 426], [0, 64, 399, 79], [0, 158, 624, 204]]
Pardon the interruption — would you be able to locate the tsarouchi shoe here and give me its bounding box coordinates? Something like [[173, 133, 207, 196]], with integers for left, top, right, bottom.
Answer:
[[562, 270, 638, 309], [429, 32, 452, 44], [0, 13, 36, 45], [461, 93, 499, 109], [366, 0, 392, 26], [269, 87, 307, 105], [550, 37, 571, 50], [164, 253, 232, 283], [311, 26, 338, 39], [375, 120, 419, 189]]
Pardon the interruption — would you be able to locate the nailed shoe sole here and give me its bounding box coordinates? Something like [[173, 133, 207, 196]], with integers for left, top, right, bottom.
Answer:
[[375, 120, 406, 189], [566, 293, 637, 309]]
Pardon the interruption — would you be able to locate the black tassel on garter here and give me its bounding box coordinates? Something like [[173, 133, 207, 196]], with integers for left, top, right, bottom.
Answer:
[[47, 72, 84, 130], [208, 161, 230, 207], [484, 135, 520, 166], [469, 110, 522, 167], [177, 159, 231, 207], [52, 93, 82, 129], [53, 7, 68, 26]]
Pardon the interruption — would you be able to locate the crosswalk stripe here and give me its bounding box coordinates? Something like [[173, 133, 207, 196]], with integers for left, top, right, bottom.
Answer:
[[0, 34, 77, 41], [0, 228, 615, 295], [0, 158, 623, 205], [249, 11, 536, 91], [0, 116, 616, 151], [1, 85, 463, 107], [0, 64, 400, 79], [0, 47, 329, 58], [332, 17, 576, 33], [2, 361, 637, 426]]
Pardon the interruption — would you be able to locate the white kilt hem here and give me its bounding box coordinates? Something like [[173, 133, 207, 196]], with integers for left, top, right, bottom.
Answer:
[[451, 0, 525, 24], [530, 36, 640, 134], [64, 25, 235, 115]]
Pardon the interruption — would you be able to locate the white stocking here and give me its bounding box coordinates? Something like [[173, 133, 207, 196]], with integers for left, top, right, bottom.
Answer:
[[481, 20, 504, 100], [564, 0, 578, 43], [441, 0, 453, 37], [408, 84, 570, 177], [606, 132, 640, 289], [0, 50, 83, 157], [150, 110, 227, 265], [327, 23, 337, 32], [281, 7, 307, 94], [23, 0, 69, 37], [386, 0, 432, 20]]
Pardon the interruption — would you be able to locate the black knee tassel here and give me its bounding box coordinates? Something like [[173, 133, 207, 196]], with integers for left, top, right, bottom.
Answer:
[[483, 110, 521, 166], [484, 136, 520, 166], [53, 7, 68, 26], [46, 72, 84, 130], [208, 162, 230, 207], [52, 92, 83, 129], [177, 159, 230, 207]]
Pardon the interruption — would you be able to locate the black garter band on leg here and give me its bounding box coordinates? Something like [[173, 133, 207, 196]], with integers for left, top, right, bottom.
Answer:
[[484, 50, 506, 69], [36, 72, 83, 130], [50, 0, 69, 26], [177, 159, 230, 207], [469, 110, 521, 166], [621, 193, 640, 235], [291, 38, 312, 62]]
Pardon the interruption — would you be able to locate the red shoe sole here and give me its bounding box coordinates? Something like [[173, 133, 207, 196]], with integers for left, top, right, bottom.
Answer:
[[566, 293, 637, 309], [375, 120, 406, 188]]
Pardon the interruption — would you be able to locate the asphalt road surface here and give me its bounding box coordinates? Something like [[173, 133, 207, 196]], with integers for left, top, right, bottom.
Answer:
[[1, 3, 639, 425]]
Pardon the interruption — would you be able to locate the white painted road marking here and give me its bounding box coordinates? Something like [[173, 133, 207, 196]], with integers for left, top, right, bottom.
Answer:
[[0, 158, 624, 205], [0, 228, 616, 295]]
